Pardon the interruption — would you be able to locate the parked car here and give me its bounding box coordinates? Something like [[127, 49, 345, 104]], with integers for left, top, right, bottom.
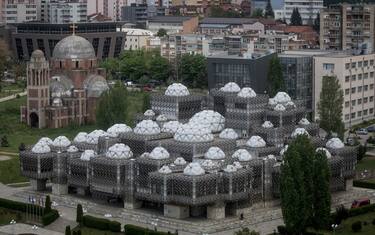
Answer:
[[351, 198, 370, 209], [356, 128, 368, 135], [367, 125, 375, 132]]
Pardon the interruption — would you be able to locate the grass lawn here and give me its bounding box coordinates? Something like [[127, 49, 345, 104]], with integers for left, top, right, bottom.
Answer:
[[0, 156, 27, 184], [72, 226, 123, 235], [356, 156, 375, 171], [0, 81, 25, 98], [0, 207, 24, 226]]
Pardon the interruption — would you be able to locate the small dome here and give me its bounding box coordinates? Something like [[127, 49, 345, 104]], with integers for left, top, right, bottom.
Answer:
[[201, 159, 216, 169], [37, 137, 53, 145], [316, 147, 332, 158], [299, 118, 310, 125], [223, 165, 237, 173], [149, 147, 170, 160], [280, 145, 289, 156], [174, 123, 213, 143], [74, 132, 88, 143], [274, 104, 286, 112], [50, 75, 73, 98], [106, 143, 133, 159], [286, 101, 296, 108], [273, 92, 291, 104], [232, 149, 253, 161], [189, 110, 225, 132], [264, 154, 276, 161], [219, 128, 238, 140], [107, 124, 132, 137], [326, 138, 344, 149], [220, 82, 241, 93], [174, 157, 187, 165], [161, 121, 181, 134], [67, 145, 79, 153], [204, 147, 225, 160], [80, 150, 96, 161], [291, 128, 309, 138], [237, 87, 256, 98], [183, 162, 205, 176], [159, 165, 172, 174], [53, 35, 96, 60], [156, 114, 168, 122], [233, 161, 243, 169], [86, 130, 108, 144], [32, 143, 51, 154], [246, 136, 266, 148], [53, 136, 71, 147], [134, 120, 161, 135], [144, 109, 155, 117], [84, 75, 109, 98], [31, 49, 45, 59], [268, 98, 277, 106], [262, 121, 274, 128], [165, 83, 190, 96]]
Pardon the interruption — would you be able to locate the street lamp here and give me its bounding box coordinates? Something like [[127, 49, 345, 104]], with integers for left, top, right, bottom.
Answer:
[[331, 224, 338, 235], [10, 219, 16, 235]]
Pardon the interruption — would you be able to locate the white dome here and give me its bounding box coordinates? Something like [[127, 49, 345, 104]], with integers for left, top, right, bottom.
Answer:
[[237, 87, 256, 98], [316, 147, 332, 158], [107, 124, 132, 137], [158, 165, 172, 174], [149, 147, 170, 160], [286, 101, 296, 108], [67, 145, 79, 153], [274, 104, 286, 112], [189, 110, 225, 132], [37, 137, 53, 145], [219, 128, 238, 140], [232, 149, 253, 161], [246, 136, 266, 148], [280, 145, 289, 156], [174, 157, 187, 165], [134, 120, 161, 135], [204, 147, 226, 160], [174, 123, 214, 143], [165, 83, 190, 96], [201, 159, 216, 169], [220, 82, 241, 93], [262, 121, 274, 128], [326, 138, 344, 149], [291, 128, 309, 138], [86, 130, 108, 144], [273, 92, 291, 104], [223, 165, 237, 173], [299, 118, 310, 125], [80, 150, 96, 161], [183, 162, 205, 176], [161, 121, 181, 134], [106, 143, 133, 159], [144, 109, 155, 117], [233, 161, 243, 169], [268, 98, 277, 106], [73, 132, 88, 143], [32, 143, 51, 154], [264, 154, 277, 161], [53, 136, 71, 147], [156, 114, 168, 122]]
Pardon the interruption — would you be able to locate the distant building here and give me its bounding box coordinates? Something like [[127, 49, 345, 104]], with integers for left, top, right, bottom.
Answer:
[[207, 52, 275, 92], [122, 28, 156, 50], [10, 22, 126, 60], [121, 4, 165, 26], [147, 16, 199, 34], [87, 0, 126, 21], [48, 0, 87, 24], [3, 0, 41, 24], [320, 4, 375, 52], [251, 0, 267, 12], [313, 52, 375, 127], [282, 0, 324, 25]]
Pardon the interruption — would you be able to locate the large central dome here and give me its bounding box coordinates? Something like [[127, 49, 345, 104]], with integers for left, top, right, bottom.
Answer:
[[53, 35, 96, 60]]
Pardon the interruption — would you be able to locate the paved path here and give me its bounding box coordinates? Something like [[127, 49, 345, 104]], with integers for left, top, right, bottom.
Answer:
[[0, 223, 63, 235], [0, 91, 26, 103]]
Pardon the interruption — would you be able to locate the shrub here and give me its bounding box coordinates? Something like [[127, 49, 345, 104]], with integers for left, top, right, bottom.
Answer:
[[42, 209, 59, 226], [372, 218, 375, 225], [349, 203, 375, 217], [65, 225, 71, 235], [82, 215, 110, 230], [45, 195, 52, 214], [76, 204, 83, 224], [352, 221, 362, 232], [277, 225, 288, 235], [108, 220, 121, 232], [334, 205, 349, 224], [124, 224, 171, 235], [353, 180, 375, 190], [1, 135, 9, 147]]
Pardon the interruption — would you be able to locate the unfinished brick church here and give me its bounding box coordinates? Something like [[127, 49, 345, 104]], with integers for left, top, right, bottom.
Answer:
[[20, 34, 109, 128]]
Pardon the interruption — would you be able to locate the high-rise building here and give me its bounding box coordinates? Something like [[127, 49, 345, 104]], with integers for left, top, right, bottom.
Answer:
[[0, 0, 5, 24], [87, 0, 126, 21], [48, 0, 87, 23], [320, 4, 375, 52], [282, 0, 324, 25], [4, 0, 41, 23]]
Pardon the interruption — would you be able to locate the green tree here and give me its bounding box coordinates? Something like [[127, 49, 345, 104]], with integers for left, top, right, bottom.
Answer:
[[76, 204, 83, 224], [234, 228, 260, 235], [100, 58, 120, 80], [210, 6, 242, 18], [313, 13, 320, 33], [157, 28, 168, 37], [313, 150, 331, 229], [267, 56, 285, 97], [148, 54, 171, 82], [45, 195, 52, 214], [251, 9, 264, 18], [317, 75, 344, 139], [179, 54, 207, 89], [142, 92, 151, 112], [265, 0, 274, 18], [290, 8, 303, 26], [119, 50, 147, 81], [1, 135, 9, 147], [65, 225, 71, 235], [96, 82, 129, 129], [0, 39, 10, 80]]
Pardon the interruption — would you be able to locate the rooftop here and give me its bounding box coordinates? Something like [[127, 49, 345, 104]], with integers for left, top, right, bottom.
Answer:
[[148, 16, 195, 23]]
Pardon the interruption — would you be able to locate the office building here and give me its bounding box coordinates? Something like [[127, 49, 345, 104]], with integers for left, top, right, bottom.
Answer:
[[282, 0, 324, 25], [121, 4, 165, 26], [3, 0, 41, 24], [48, 0, 87, 23]]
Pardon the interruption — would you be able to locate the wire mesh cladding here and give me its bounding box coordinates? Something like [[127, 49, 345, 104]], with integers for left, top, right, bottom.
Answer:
[[19, 151, 54, 179], [52, 151, 71, 184], [265, 106, 306, 128], [253, 126, 292, 147], [243, 146, 283, 158], [97, 136, 120, 154], [67, 156, 91, 189], [329, 156, 345, 192], [329, 146, 358, 179], [221, 168, 253, 202], [74, 141, 99, 152], [134, 113, 156, 126]]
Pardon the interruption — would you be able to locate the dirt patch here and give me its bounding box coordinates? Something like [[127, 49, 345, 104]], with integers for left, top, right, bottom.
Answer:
[[0, 155, 11, 161]]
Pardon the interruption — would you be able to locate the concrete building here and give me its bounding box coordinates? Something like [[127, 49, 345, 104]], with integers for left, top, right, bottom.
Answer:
[[0, 0, 4, 24], [282, 0, 324, 25], [147, 16, 198, 34], [3, 0, 40, 24], [313, 52, 375, 127], [48, 0, 87, 24], [121, 4, 165, 26], [87, 0, 126, 21], [199, 18, 268, 36], [207, 52, 275, 92], [122, 28, 155, 50], [10, 22, 126, 60], [320, 4, 375, 52]]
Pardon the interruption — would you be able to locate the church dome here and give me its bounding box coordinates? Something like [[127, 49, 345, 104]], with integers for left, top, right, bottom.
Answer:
[[52, 35, 96, 60], [31, 50, 45, 59]]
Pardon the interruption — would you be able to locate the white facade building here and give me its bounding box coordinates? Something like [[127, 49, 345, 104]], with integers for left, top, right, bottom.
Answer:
[[4, 0, 40, 23], [48, 1, 87, 24], [282, 0, 324, 25], [122, 28, 155, 50]]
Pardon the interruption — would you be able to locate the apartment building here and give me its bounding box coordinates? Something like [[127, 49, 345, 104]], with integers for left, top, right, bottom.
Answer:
[[122, 28, 155, 50], [4, 0, 40, 23], [87, 0, 126, 21], [320, 4, 375, 51], [48, 0, 87, 23], [283, 0, 324, 25], [147, 16, 198, 34], [314, 52, 375, 127]]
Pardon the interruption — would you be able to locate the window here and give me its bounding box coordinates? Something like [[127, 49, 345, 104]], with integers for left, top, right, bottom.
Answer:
[[345, 76, 350, 82], [351, 112, 356, 118], [345, 114, 350, 120], [352, 100, 356, 106], [371, 72, 374, 78], [345, 88, 350, 95], [352, 62, 356, 68], [364, 109, 368, 116], [371, 60, 374, 66], [371, 84, 374, 90], [358, 74, 362, 80], [346, 63, 350, 69], [323, 63, 335, 70], [364, 73, 369, 79], [370, 108, 374, 114], [352, 87, 356, 93], [370, 96, 374, 102], [358, 98, 362, 104], [358, 111, 362, 117], [345, 101, 350, 107], [364, 60, 369, 67], [352, 75, 356, 81], [358, 86, 362, 92], [358, 61, 363, 67], [364, 85, 368, 91], [364, 97, 368, 103]]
